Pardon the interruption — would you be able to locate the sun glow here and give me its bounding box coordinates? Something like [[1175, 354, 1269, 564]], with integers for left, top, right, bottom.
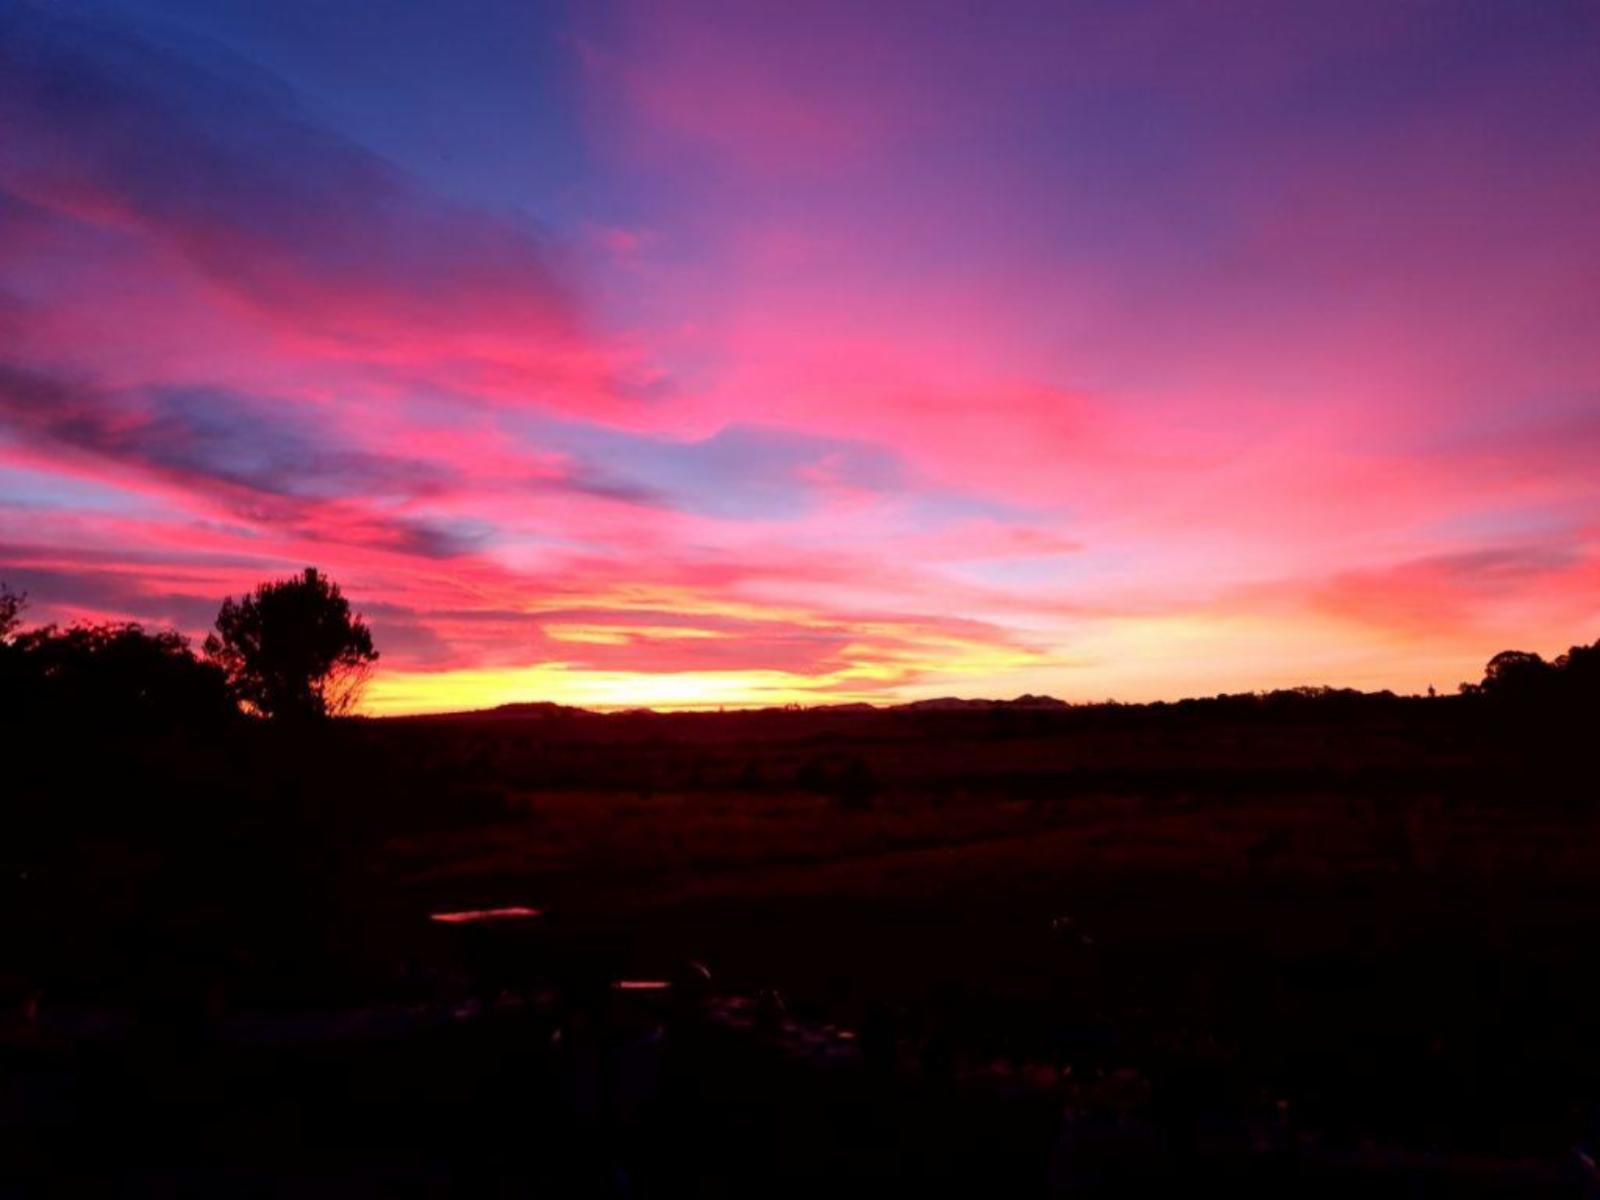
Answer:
[[362, 663, 893, 715]]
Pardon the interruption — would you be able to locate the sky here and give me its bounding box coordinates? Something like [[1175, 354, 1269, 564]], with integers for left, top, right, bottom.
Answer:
[[1, 0, 1597, 713]]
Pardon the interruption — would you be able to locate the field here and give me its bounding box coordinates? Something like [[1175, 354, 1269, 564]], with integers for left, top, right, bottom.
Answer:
[[4, 695, 1597, 1194]]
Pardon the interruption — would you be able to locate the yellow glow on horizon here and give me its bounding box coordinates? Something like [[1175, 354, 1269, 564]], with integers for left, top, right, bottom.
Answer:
[[1039, 611, 1479, 701], [361, 661, 897, 715], [355, 605, 1499, 718]]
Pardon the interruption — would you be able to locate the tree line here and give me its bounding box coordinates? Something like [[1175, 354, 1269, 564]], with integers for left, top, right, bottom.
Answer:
[[0, 568, 376, 724], [2, 567, 1595, 724], [1459, 642, 1600, 703]]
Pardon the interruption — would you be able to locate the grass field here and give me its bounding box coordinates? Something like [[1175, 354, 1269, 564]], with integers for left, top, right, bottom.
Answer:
[[5, 696, 1597, 1193]]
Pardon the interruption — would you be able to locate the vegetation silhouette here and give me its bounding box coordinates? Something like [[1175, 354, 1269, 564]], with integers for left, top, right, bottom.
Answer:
[[205, 567, 378, 719], [3, 575, 1599, 1193], [3, 569, 379, 726], [2, 584, 229, 729], [0, 581, 23, 640], [8, 621, 232, 728], [1461, 641, 1600, 708]]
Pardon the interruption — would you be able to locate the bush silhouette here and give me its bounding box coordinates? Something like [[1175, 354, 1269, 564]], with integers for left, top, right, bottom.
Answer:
[[1552, 641, 1600, 692], [205, 568, 378, 719], [1479, 649, 1552, 698], [1470, 640, 1600, 707], [0, 582, 23, 641], [7, 621, 233, 727], [0, 584, 24, 709]]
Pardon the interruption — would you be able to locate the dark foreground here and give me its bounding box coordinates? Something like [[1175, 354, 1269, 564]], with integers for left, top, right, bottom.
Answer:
[[3, 693, 1597, 1195]]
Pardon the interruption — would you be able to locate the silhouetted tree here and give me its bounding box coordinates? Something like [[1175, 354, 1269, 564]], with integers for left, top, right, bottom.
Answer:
[[1465, 640, 1600, 711], [205, 568, 377, 719], [0, 583, 23, 641], [1479, 649, 1552, 699], [9, 621, 233, 726], [1552, 641, 1600, 692], [0, 584, 29, 718]]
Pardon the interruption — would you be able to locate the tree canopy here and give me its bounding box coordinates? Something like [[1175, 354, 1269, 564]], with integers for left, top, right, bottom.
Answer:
[[0, 582, 23, 641], [205, 568, 378, 719], [1469, 640, 1600, 705], [4, 620, 233, 726]]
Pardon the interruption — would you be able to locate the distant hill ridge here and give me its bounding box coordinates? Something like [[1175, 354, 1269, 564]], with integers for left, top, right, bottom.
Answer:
[[901, 694, 1068, 712], [415, 694, 1074, 720]]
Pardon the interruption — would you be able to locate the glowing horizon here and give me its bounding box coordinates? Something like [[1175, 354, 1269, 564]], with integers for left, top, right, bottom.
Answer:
[[2, 1, 1597, 716]]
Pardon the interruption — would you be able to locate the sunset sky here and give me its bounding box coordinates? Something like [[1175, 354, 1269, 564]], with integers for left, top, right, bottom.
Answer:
[[2, 0, 1597, 713]]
